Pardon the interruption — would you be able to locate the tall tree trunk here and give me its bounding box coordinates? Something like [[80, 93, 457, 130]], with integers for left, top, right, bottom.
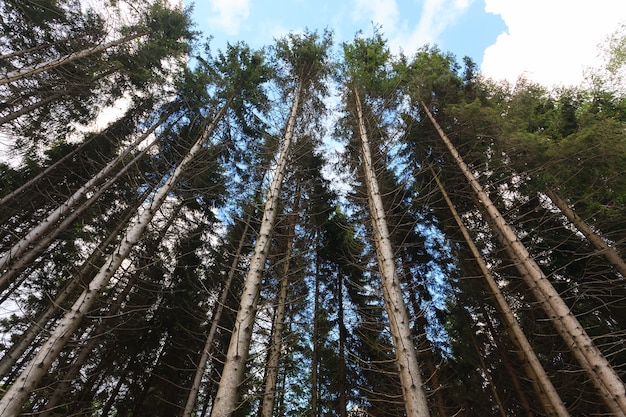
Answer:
[[0, 31, 147, 86], [210, 80, 302, 417], [0, 111, 170, 279], [311, 251, 320, 417], [355, 88, 431, 417], [260, 185, 301, 417], [38, 204, 181, 417], [182, 213, 253, 417], [0, 185, 151, 379], [0, 102, 229, 417], [545, 188, 626, 278], [0, 144, 154, 294], [422, 102, 626, 416], [429, 164, 569, 417], [337, 265, 348, 417]]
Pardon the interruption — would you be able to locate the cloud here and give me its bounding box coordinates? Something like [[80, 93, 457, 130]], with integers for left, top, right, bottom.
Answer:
[[207, 0, 250, 36], [351, 0, 474, 55], [481, 0, 626, 87], [352, 0, 399, 32]]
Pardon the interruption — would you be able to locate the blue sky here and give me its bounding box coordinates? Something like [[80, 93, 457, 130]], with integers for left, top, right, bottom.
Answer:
[[187, 0, 626, 87]]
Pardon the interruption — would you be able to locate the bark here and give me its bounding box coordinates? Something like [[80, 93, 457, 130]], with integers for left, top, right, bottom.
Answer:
[[429, 164, 569, 417], [0, 102, 228, 417], [260, 186, 301, 417], [0, 186, 150, 379], [209, 80, 302, 417], [38, 204, 181, 417], [0, 111, 170, 278], [311, 252, 320, 417], [0, 145, 154, 294], [0, 31, 147, 86], [356, 89, 430, 417], [545, 188, 626, 278], [181, 214, 252, 417], [422, 102, 626, 416]]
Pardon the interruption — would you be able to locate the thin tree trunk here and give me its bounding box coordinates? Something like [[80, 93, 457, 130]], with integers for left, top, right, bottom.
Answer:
[[545, 188, 626, 278], [422, 102, 626, 415], [311, 251, 320, 417], [337, 265, 348, 417], [429, 164, 569, 417], [210, 80, 302, 417], [356, 88, 430, 417], [0, 31, 147, 86], [0, 111, 170, 277], [0, 185, 151, 379], [260, 186, 301, 417], [182, 213, 253, 417], [0, 101, 229, 417], [38, 204, 181, 417], [0, 144, 155, 294]]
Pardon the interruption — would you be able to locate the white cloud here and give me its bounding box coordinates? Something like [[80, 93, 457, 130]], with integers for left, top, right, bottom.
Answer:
[[481, 0, 626, 87], [351, 0, 473, 55], [207, 0, 250, 36], [353, 0, 399, 32], [395, 0, 473, 52]]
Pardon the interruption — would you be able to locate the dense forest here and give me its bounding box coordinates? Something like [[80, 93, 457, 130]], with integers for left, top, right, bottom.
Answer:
[[1, 1, 625, 416]]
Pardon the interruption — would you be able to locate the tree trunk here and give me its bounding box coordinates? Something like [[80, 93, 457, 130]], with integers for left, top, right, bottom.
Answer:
[[182, 214, 253, 417], [429, 164, 569, 417], [0, 185, 151, 379], [0, 111, 170, 279], [545, 188, 626, 278], [356, 88, 431, 417], [0, 145, 154, 294], [311, 251, 320, 417], [0, 102, 229, 417], [0, 31, 147, 86], [260, 186, 301, 417], [422, 102, 626, 416], [210, 80, 302, 417]]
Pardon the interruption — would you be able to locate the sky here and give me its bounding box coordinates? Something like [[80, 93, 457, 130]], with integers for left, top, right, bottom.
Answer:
[[188, 0, 626, 88]]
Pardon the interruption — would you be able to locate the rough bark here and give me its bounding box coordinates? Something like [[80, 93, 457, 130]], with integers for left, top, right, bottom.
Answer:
[[0, 185, 150, 379], [260, 186, 300, 417], [181, 214, 252, 417], [356, 89, 431, 417], [0, 102, 228, 417], [209, 81, 302, 417], [429, 164, 569, 417], [0, 112, 169, 278], [422, 102, 626, 416], [545, 188, 626, 278], [0, 31, 147, 86]]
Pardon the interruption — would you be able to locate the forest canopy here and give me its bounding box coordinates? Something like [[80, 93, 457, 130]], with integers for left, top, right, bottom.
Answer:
[[0, 1, 625, 416]]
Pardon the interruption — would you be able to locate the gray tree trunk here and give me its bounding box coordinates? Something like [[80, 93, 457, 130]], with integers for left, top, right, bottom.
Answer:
[[0, 32, 146, 86], [421, 103, 626, 416], [209, 81, 302, 417], [356, 89, 431, 417], [429, 164, 569, 417], [0, 103, 228, 417]]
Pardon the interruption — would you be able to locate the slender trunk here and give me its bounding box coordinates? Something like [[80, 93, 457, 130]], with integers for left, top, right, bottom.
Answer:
[[337, 266, 348, 417], [545, 188, 626, 278], [429, 164, 569, 417], [0, 144, 154, 294], [39, 204, 181, 417], [0, 186, 151, 379], [0, 102, 229, 417], [311, 251, 320, 417], [422, 102, 626, 415], [260, 186, 301, 417], [182, 214, 252, 417], [0, 111, 170, 277], [356, 89, 430, 417], [0, 70, 115, 127], [209, 81, 302, 417], [0, 31, 147, 86]]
